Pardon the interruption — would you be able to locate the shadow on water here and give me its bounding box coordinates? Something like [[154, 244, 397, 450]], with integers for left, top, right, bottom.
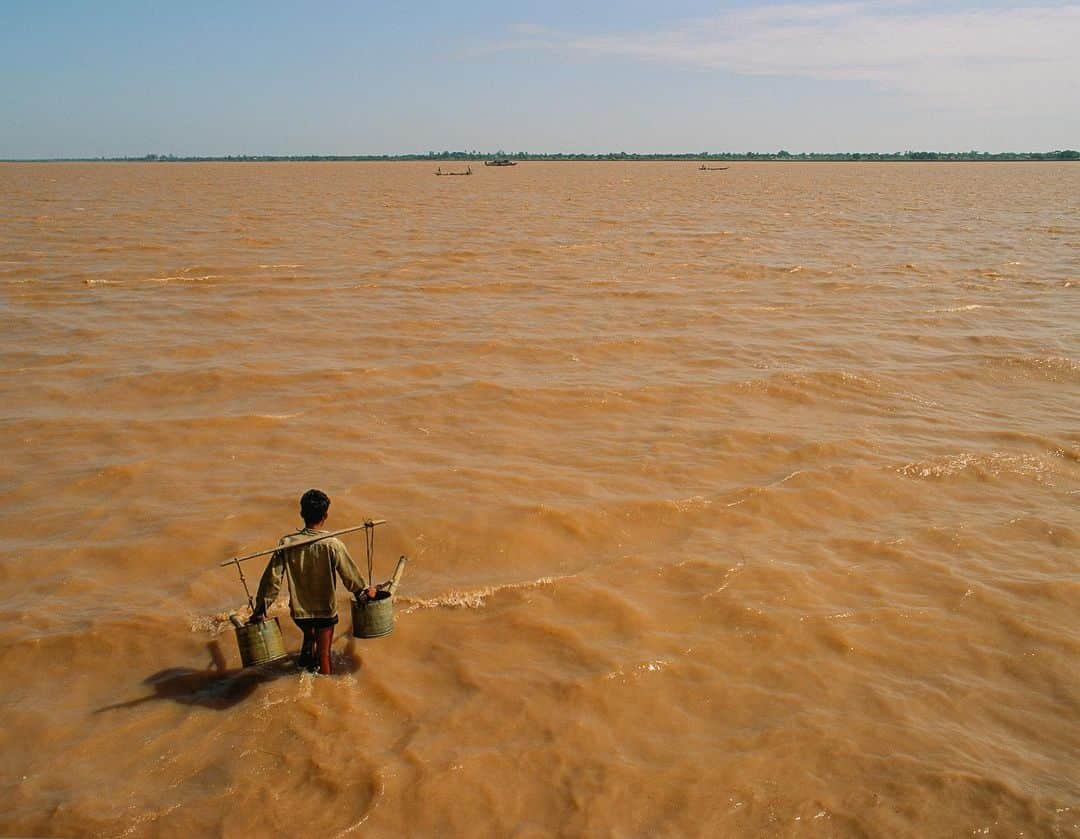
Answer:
[[95, 640, 362, 713]]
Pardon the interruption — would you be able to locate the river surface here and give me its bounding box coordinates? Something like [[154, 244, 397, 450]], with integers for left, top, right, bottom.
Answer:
[[1, 161, 1077, 837]]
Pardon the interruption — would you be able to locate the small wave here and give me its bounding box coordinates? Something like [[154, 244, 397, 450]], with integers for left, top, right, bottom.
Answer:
[[703, 561, 745, 598], [724, 470, 807, 508], [83, 273, 225, 286], [146, 274, 222, 283], [931, 304, 984, 313], [604, 658, 671, 681], [668, 495, 714, 513], [992, 355, 1080, 383], [736, 369, 889, 405], [896, 452, 1055, 483], [606, 288, 681, 299], [399, 575, 568, 612], [797, 609, 863, 624], [416, 280, 543, 295], [1010, 356, 1077, 372], [1026, 225, 1074, 234]]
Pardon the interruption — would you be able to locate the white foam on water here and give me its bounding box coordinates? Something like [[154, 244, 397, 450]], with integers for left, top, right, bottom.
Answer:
[[145, 274, 222, 283], [188, 611, 234, 638], [704, 562, 745, 598], [896, 451, 1054, 483], [605, 658, 671, 681], [668, 495, 713, 512], [931, 304, 985, 313], [399, 575, 568, 612]]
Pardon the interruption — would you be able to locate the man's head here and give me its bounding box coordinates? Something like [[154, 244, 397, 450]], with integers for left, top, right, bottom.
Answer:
[[300, 489, 330, 526]]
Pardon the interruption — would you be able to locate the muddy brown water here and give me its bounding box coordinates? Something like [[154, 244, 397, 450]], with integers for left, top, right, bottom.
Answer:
[[1, 162, 1077, 837]]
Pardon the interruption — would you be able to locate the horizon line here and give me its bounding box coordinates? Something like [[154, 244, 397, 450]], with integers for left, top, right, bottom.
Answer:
[[3, 148, 1079, 163]]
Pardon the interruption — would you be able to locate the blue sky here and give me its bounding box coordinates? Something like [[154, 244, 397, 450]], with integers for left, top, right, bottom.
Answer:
[[2, 1, 1077, 157]]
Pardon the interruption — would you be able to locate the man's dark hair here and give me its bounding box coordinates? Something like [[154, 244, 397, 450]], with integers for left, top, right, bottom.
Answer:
[[300, 489, 330, 526]]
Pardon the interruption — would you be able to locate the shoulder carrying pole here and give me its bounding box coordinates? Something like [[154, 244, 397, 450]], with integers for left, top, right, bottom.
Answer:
[[218, 520, 387, 568], [219, 520, 388, 613]]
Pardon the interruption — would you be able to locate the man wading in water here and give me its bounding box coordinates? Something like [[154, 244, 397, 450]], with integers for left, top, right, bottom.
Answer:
[[250, 489, 375, 674]]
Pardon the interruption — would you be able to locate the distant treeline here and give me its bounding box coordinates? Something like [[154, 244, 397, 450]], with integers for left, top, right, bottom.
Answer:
[[11, 149, 1080, 162]]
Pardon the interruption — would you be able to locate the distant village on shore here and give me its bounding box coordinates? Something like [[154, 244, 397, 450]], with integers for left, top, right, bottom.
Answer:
[[9, 149, 1080, 163]]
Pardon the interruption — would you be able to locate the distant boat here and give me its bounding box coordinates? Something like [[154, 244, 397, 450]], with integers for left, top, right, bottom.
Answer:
[[435, 166, 472, 176], [699, 164, 730, 171], [484, 159, 517, 167]]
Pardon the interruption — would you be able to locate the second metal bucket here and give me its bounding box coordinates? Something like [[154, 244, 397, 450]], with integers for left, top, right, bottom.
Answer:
[[352, 591, 394, 638], [235, 617, 288, 667]]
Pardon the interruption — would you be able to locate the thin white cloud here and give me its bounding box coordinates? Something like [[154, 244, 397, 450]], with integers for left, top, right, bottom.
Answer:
[[491, 4, 1080, 115]]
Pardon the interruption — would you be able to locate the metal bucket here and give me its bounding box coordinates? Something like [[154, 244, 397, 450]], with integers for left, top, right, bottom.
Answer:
[[352, 591, 394, 638], [235, 617, 288, 667]]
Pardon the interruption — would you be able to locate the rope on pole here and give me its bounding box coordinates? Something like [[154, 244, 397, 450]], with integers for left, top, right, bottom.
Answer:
[[364, 521, 376, 590]]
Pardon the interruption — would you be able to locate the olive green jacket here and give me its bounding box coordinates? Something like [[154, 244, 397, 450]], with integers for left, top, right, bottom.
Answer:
[[254, 528, 367, 620]]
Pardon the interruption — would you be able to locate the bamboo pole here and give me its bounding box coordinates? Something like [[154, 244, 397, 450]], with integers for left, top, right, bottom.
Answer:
[[219, 520, 386, 568]]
